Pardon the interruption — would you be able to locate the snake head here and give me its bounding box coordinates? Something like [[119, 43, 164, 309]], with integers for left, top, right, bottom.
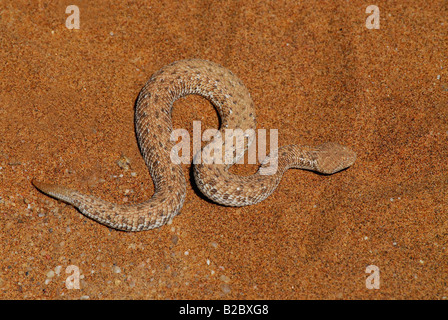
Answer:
[[314, 142, 356, 174]]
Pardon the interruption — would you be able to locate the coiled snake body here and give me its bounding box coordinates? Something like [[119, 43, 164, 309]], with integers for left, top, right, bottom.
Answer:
[[32, 59, 356, 231]]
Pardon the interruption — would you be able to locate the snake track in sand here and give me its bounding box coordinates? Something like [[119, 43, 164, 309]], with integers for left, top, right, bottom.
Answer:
[[32, 59, 356, 231]]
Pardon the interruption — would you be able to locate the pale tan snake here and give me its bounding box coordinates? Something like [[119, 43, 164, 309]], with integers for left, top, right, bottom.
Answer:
[[32, 59, 356, 231]]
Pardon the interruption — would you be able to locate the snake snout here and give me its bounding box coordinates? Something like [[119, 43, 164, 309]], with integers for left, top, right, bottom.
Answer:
[[315, 142, 356, 174]]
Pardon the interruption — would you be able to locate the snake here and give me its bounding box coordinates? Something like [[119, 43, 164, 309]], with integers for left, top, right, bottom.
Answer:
[[32, 59, 356, 231]]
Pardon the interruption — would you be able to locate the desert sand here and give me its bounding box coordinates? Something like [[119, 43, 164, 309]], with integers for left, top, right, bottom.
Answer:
[[0, 0, 447, 299]]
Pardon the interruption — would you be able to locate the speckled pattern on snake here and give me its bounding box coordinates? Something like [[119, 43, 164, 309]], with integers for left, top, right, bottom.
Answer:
[[32, 59, 356, 231]]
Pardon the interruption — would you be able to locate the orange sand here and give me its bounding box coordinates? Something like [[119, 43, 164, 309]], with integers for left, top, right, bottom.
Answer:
[[0, 0, 447, 299]]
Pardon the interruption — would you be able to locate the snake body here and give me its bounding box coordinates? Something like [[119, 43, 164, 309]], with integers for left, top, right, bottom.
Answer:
[[32, 59, 356, 231]]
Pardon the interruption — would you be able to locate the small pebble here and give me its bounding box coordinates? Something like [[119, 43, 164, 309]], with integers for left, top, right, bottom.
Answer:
[[113, 266, 121, 274], [116, 155, 131, 170], [221, 283, 231, 294], [209, 241, 218, 249], [54, 266, 62, 275]]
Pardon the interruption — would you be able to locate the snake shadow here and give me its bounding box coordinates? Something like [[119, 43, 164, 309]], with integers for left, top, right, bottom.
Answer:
[[187, 164, 220, 206]]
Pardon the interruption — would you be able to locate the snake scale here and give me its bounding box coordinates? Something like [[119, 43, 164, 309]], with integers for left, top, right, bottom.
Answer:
[[32, 59, 356, 231]]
